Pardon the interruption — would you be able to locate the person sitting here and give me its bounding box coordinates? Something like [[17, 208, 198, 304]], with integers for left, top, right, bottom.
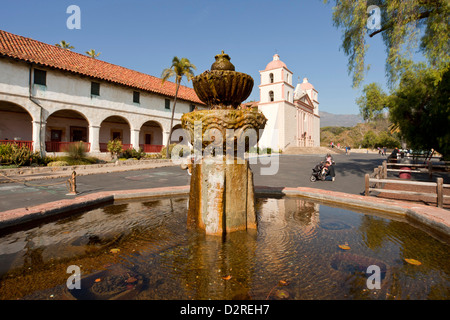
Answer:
[[323, 154, 336, 181], [387, 147, 399, 163]]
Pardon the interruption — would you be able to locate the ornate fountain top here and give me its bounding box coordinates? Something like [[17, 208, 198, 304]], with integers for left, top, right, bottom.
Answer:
[[211, 50, 235, 71], [192, 51, 253, 109]]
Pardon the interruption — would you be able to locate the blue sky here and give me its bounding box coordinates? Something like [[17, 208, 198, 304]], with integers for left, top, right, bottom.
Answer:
[[0, 0, 394, 115]]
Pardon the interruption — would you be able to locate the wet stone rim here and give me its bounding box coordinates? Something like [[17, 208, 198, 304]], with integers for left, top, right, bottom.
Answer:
[[0, 185, 449, 240]]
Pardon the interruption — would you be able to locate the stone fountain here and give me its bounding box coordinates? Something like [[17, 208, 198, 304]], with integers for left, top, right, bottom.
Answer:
[[181, 51, 267, 236]]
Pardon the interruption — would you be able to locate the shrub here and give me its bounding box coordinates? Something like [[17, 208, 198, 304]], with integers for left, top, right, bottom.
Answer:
[[67, 141, 87, 161], [144, 153, 163, 159], [160, 143, 187, 159], [121, 147, 145, 160], [107, 139, 123, 159], [47, 160, 69, 167], [1, 144, 35, 166]]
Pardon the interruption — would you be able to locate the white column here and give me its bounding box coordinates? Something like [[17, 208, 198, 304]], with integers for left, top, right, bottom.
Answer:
[[130, 128, 140, 150], [32, 120, 41, 153], [162, 130, 170, 147], [32, 120, 46, 154], [89, 125, 100, 153]]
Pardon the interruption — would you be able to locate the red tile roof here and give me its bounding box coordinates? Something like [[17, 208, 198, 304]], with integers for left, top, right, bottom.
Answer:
[[0, 29, 204, 105]]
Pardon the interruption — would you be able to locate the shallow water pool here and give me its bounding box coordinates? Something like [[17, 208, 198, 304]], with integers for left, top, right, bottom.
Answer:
[[0, 196, 449, 300]]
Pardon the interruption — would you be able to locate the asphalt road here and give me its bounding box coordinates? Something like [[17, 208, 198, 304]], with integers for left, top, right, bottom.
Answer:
[[0, 153, 386, 212]]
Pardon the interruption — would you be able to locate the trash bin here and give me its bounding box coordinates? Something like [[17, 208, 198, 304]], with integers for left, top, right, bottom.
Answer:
[[399, 167, 411, 179]]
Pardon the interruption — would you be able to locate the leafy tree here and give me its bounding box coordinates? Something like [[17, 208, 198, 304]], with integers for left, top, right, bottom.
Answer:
[[85, 49, 101, 58], [161, 57, 196, 159], [356, 82, 388, 121], [326, 0, 450, 87], [362, 130, 378, 148], [376, 130, 400, 148], [55, 40, 74, 50], [388, 63, 450, 157]]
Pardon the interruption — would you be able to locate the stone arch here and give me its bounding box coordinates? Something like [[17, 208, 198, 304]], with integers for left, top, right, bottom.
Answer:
[[99, 115, 131, 152], [170, 123, 184, 144], [45, 109, 90, 152], [0, 100, 34, 149], [139, 120, 164, 153]]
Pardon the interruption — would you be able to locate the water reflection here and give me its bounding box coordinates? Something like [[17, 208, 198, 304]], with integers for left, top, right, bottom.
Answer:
[[0, 197, 448, 300]]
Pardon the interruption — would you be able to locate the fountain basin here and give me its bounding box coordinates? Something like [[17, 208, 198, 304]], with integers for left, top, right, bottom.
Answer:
[[192, 70, 254, 109], [0, 195, 449, 300]]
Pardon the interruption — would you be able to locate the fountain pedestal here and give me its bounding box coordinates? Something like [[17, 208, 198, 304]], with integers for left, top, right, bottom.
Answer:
[[187, 156, 256, 235], [181, 51, 266, 236]]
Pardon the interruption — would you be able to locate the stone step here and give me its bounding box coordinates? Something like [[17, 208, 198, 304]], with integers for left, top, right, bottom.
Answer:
[[283, 146, 340, 155]]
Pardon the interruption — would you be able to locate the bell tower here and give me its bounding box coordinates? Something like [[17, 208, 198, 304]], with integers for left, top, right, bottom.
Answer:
[[259, 54, 293, 104], [257, 54, 295, 151]]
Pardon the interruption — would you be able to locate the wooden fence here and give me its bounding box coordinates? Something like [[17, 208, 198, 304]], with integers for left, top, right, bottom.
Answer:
[[365, 160, 450, 208]]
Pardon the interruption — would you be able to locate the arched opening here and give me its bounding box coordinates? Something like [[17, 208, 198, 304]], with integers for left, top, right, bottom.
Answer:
[[0, 101, 33, 150], [45, 109, 90, 152], [269, 73, 274, 83], [269, 91, 274, 102], [99, 116, 131, 152], [170, 124, 184, 144], [139, 120, 164, 153]]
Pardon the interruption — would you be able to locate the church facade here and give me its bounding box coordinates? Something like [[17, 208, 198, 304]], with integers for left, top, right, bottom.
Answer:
[[256, 54, 320, 151]]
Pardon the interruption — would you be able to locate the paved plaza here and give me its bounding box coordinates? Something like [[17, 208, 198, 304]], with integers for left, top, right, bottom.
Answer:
[[0, 153, 385, 212]]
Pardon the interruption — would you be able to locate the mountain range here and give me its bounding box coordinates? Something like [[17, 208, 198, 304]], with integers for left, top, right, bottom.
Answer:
[[319, 111, 364, 127]]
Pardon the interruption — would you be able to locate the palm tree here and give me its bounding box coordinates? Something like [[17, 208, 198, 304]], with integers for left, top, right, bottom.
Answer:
[[85, 49, 101, 58], [55, 40, 74, 50], [161, 57, 196, 159]]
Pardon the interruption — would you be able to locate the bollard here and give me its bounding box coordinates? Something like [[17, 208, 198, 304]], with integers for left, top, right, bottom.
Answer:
[[66, 171, 77, 195], [437, 177, 443, 208]]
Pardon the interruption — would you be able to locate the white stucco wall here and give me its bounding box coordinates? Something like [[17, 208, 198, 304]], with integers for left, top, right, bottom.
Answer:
[[0, 58, 203, 153]]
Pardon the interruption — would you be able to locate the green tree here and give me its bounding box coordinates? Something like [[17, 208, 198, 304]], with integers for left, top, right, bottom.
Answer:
[[85, 49, 101, 58], [55, 40, 74, 50], [362, 130, 378, 148], [388, 63, 450, 157], [326, 0, 450, 88], [161, 57, 196, 159], [356, 82, 388, 121], [376, 130, 400, 148]]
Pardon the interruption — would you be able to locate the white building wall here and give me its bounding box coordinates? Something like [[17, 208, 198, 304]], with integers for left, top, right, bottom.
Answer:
[[258, 103, 283, 151], [283, 103, 297, 149], [0, 58, 202, 153]]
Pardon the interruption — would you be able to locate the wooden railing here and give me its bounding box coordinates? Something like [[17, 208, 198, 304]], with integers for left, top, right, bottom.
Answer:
[[139, 144, 164, 153], [0, 140, 33, 150], [45, 141, 90, 152], [365, 160, 450, 208]]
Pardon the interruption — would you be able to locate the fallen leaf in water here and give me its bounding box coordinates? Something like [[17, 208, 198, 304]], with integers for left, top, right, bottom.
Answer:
[[279, 280, 289, 286], [338, 244, 351, 250], [94, 278, 101, 283], [126, 277, 137, 283], [276, 289, 289, 299], [110, 248, 120, 254], [222, 275, 232, 280], [405, 258, 422, 265]]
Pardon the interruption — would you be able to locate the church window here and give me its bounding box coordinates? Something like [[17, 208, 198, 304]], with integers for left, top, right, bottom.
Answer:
[[269, 73, 274, 83], [269, 91, 274, 102], [287, 91, 290, 102]]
